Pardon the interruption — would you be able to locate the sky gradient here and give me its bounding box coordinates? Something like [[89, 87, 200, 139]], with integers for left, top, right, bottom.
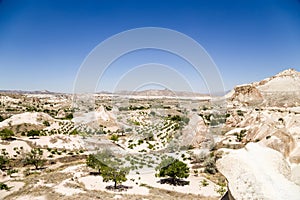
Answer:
[[0, 0, 300, 93]]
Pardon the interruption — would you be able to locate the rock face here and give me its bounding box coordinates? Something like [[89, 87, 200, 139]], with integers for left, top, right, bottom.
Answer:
[[255, 69, 300, 106], [231, 84, 263, 105], [96, 105, 112, 122], [182, 114, 208, 148], [228, 69, 300, 106], [73, 105, 115, 124], [217, 143, 300, 200]]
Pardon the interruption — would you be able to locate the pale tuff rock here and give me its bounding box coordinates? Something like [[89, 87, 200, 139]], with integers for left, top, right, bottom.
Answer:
[[217, 143, 300, 200], [261, 130, 295, 158], [256, 68, 300, 92], [0, 112, 54, 128], [291, 165, 300, 185], [229, 109, 300, 164], [96, 105, 112, 122], [290, 147, 300, 164], [73, 105, 115, 124], [231, 84, 263, 105], [228, 68, 300, 106], [182, 114, 208, 147]]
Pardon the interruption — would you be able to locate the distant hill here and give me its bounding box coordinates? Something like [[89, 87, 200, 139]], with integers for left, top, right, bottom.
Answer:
[[254, 68, 300, 92], [114, 89, 208, 97], [0, 90, 60, 94]]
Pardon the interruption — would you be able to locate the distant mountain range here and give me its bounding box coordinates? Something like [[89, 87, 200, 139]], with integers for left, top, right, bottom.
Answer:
[[1, 68, 299, 96], [0, 89, 210, 97], [113, 89, 209, 97], [0, 89, 57, 94]]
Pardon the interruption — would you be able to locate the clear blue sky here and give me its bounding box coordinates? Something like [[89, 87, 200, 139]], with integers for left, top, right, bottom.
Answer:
[[0, 0, 299, 93]]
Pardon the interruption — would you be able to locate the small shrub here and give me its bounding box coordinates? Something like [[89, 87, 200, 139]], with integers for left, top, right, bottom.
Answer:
[[201, 179, 209, 187], [43, 121, 50, 126], [203, 157, 217, 174], [148, 143, 154, 149], [110, 134, 119, 142], [65, 113, 74, 120], [0, 182, 10, 190], [69, 129, 79, 135], [216, 186, 226, 196], [0, 155, 9, 170], [7, 169, 18, 175], [236, 110, 243, 116], [27, 130, 40, 138], [138, 139, 144, 145]]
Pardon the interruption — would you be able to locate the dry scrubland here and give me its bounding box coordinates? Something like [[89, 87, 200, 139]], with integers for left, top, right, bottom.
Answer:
[[0, 69, 300, 199]]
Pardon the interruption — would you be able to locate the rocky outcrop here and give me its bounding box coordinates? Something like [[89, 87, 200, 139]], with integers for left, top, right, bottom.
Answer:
[[181, 114, 208, 148], [231, 85, 263, 105], [0, 112, 54, 128], [217, 143, 300, 200], [228, 69, 300, 106], [262, 130, 295, 157]]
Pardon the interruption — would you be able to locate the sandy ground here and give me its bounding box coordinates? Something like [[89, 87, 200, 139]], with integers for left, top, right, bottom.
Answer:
[[0, 140, 31, 156], [54, 179, 86, 196], [27, 164, 219, 198], [77, 168, 219, 197], [13, 195, 47, 200], [79, 175, 150, 195], [22, 135, 85, 150], [0, 181, 25, 199]]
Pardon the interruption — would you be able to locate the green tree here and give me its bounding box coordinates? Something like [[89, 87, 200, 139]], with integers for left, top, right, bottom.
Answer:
[[156, 157, 189, 185], [23, 148, 45, 170], [86, 150, 129, 189], [86, 154, 106, 174], [101, 166, 129, 189], [0, 129, 14, 140], [0, 182, 10, 191], [27, 130, 40, 139]]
